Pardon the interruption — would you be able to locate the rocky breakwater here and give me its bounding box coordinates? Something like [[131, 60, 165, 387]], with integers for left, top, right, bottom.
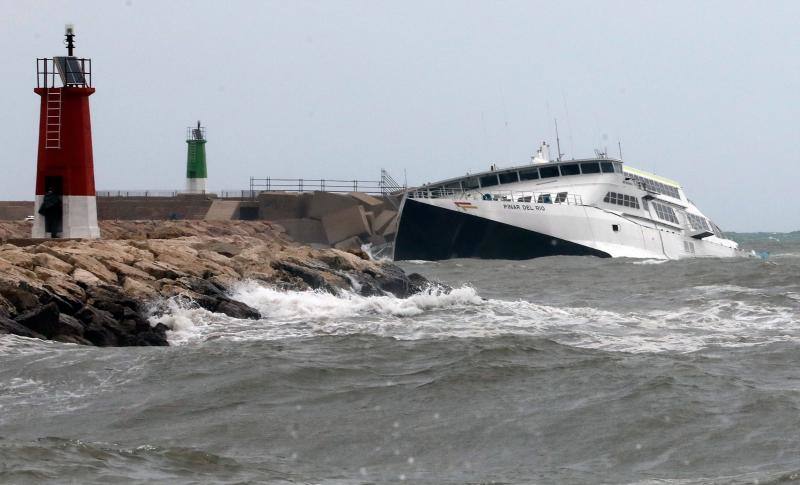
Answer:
[[0, 221, 429, 347]]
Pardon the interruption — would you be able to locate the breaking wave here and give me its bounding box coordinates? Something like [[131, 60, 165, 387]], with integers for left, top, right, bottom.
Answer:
[[148, 281, 800, 353]]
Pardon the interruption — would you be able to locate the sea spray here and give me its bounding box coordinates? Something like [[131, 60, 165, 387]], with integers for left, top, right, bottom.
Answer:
[[146, 280, 800, 353]]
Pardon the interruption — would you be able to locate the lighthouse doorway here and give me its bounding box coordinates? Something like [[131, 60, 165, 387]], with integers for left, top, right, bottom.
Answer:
[[40, 175, 63, 238]]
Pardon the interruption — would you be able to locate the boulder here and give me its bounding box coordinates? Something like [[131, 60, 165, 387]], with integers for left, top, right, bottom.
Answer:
[[68, 254, 118, 284], [0, 281, 41, 315], [14, 302, 63, 338], [104, 260, 155, 281], [72, 268, 102, 287], [133, 260, 187, 280], [1, 314, 46, 339], [32, 252, 73, 274], [75, 305, 119, 346], [334, 236, 364, 252], [122, 277, 158, 299]]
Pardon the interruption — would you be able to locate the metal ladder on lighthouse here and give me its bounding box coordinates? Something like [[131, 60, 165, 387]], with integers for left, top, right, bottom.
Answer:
[[45, 89, 62, 149]]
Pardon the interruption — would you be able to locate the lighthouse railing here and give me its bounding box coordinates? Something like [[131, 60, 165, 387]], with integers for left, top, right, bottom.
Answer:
[[36, 57, 92, 89]]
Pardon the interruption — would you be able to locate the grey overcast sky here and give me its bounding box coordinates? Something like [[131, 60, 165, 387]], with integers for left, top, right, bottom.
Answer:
[[1, 0, 798, 231]]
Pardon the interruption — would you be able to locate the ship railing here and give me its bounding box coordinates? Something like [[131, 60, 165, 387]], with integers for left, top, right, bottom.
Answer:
[[407, 188, 584, 206]]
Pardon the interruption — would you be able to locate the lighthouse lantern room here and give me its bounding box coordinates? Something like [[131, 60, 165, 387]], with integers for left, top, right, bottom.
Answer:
[[32, 25, 100, 239]]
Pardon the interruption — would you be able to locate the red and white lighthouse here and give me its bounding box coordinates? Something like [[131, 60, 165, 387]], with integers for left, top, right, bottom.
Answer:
[[32, 25, 100, 239]]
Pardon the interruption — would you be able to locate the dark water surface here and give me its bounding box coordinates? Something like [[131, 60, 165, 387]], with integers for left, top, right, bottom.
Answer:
[[2, 233, 799, 484]]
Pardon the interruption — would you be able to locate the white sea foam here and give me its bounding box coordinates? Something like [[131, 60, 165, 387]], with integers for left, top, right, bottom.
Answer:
[[149, 281, 800, 353], [632, 259, 668, 265]]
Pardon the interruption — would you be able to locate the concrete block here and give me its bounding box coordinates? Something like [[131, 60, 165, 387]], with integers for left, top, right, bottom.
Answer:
[[381, 217, 398, 242], [334, 236, 363, 252], [274, 218, 328, 245], [372, 210, 397, 234], [348, 192, 384, 210], [307, 191, 358, 220], [322, 205, 371, 244], [258, 192, 309, 220], [204, 201, 241, 221], [367, 234, 386, 246], [365, 212, 375, 232]]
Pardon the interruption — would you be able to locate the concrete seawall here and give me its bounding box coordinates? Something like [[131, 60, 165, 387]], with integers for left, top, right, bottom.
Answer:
[[0, 192, 401, 250]]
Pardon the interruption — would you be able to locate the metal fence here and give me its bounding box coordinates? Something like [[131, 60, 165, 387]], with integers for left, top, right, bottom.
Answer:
[[96, 190, 256, 199], [97, 169, 406, 199], [249, 169, 406, 196]]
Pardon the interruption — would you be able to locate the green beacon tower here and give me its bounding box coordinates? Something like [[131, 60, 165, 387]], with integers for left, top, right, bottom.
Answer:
[[185, 121, 207, 193]]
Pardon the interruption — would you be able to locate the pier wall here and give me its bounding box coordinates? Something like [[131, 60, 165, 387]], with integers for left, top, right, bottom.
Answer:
[[0, 202, 34, 220], [0, 192, 401, 248]]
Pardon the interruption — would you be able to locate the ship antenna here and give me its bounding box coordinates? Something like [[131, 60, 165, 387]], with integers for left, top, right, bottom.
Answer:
[[554, 119, 564, 162], [561, 88, 576, 159], [618, 139, 623, 160]]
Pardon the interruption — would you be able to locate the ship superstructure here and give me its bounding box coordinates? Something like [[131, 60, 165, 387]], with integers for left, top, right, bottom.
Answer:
[[393, 144, 740, 261]]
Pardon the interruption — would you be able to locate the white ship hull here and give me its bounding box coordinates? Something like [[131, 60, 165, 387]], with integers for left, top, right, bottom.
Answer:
[[394, 157, 742, 261]]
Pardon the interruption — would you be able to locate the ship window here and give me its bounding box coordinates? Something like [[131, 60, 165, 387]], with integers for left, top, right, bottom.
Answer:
[[685, 212, 711, 232], [612, 224, 619, 232], [498, 171, 519, 184], [539, 166, 559, 178], [519, 168, 539, 181], [463, 177, 480, 190], [444, 181, 462, 190], [479, 174, 499, 188], [517, 195, 532, 202], [652, 201, 679, 224], [580, 162, 600, 174], [603, 192, 640, 209], [559, 164, 580, 176], [600, 162, 615, 173], [626, 172, 681, 199], [555, 192, 568, 203], [537, 193, 552, 204]]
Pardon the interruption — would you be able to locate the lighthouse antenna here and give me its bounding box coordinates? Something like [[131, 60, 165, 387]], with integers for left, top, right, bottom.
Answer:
[[65, 24, 75, 56]]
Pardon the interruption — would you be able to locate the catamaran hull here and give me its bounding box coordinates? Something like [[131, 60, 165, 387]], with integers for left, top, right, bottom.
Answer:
[[393, 197, 741, 261], [394, 198, 609, 260]]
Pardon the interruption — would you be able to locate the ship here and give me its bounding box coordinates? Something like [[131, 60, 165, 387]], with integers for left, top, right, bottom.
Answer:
[[393, 143, 742, 261]]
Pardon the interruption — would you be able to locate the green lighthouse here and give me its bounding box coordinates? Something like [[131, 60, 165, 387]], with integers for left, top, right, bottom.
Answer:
[[186, 121, 207, 193]]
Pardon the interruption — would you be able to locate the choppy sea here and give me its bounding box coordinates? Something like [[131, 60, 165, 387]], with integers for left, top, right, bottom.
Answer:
[[2, 232, 799, 484]]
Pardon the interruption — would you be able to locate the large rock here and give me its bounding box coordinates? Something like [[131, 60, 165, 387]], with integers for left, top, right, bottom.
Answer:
[[1, 314, 45, 339], [321, 205, 371, 244], [33, 253, 72, 274], [72, 268, 102, 287], [67, 254, 118, 284], [14, 302, 64, 339], [0, 281, 41, 315], [334, 236, 364, 252]]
